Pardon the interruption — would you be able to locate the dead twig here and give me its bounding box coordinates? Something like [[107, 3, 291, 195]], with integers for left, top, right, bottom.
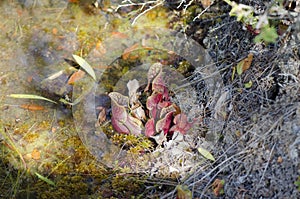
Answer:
[[257, 143, 276, 186], [115, 0, 165, 25]]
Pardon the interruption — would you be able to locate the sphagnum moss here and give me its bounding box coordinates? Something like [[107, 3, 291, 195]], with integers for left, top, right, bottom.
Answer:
[[111, 133, 154, 155]]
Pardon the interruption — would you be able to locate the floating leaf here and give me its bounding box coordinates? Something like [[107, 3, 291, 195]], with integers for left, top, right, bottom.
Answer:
[[8, 94, 57, 104], [52, 28, 58, 35], [244, 80, 253, 88], [197, 147, 215, 161], [72, 54, 96, 81], [35, 172, 55, 186]]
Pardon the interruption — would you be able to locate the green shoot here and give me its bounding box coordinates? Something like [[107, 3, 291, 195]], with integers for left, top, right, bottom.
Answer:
[[35, 172, 55, 186]]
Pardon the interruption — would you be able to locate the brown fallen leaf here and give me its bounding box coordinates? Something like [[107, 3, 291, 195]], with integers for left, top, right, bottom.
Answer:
[[67, 70, 85, 85], [122, 43, 139, 60], [111, 32, 128, 39], [243, 53, 253, 71], [212, 179, 225, 197], [20, 104, 45, 111], [236, 53, 253, 75]]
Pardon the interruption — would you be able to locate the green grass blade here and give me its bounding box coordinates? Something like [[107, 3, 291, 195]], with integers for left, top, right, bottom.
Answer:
[[236, 61, 244, 76], [35, 172, 55, 186], [72, 54, 96, 81], [8, 94, 57, 104]]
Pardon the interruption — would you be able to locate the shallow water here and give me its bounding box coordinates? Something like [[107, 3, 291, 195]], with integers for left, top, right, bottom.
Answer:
[[0, 0, 123, 173]]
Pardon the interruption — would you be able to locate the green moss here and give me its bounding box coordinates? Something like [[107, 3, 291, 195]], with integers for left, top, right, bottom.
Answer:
[[136, 7, 169, 28], [111, 134, 154, 155], [38, 120, 51, 129], [183, 5, 202, 25], [111, 174, 146, 198], [23, 132, 39, 143], [13, 123, 31, 135], [176, 60, 194, 76], [37, 175, 89, 198]]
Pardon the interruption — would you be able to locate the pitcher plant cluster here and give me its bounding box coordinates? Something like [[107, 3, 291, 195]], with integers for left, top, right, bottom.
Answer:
[[108, 63, 196, 140]]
